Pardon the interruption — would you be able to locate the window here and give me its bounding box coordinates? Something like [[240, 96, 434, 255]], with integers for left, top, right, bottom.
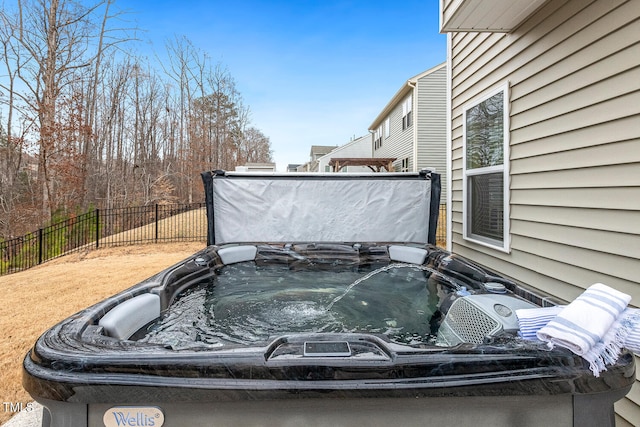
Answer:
[[402, 95, 412, 130], [373, 125, 383, 150], [384, 117, 390, 138], [462, 85, 510, 251], [401, 157, 409, 172]]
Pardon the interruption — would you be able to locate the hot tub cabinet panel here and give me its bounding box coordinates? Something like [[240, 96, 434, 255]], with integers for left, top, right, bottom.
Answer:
[[22, 172, 635, 426], [38, 395, 623, 427]]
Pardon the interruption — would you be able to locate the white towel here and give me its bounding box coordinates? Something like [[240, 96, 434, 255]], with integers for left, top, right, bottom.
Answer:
[[515, 306, 565, 340], [536, 283, 632, 376], [620, 308, 640, 354]]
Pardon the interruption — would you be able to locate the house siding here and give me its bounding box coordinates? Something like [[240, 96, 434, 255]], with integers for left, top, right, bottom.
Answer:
[[416, 66, 447, 196], [373, 98, 413, 171], [370, 63, 447, 195], [448, 0, 640, 423]]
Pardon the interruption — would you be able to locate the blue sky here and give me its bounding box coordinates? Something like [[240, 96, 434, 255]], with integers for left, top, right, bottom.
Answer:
[[117, 0, 447, 171]]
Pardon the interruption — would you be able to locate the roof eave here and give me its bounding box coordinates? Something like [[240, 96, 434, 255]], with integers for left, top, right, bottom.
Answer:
[[368, 62, 446, 131]]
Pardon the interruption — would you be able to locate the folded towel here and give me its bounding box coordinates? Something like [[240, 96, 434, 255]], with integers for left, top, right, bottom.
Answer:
[[515, 306, 565, 340], [620, 308, 640, 354], [536, 283, 632, 376]]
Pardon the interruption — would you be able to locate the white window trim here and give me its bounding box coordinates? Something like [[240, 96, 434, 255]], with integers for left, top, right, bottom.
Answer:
[[384, 117, 390, 138], [461, 83, 511, 253], [402, 94, 413, 130], [401, 157, 410, 172], [374, 125, 383, 150]]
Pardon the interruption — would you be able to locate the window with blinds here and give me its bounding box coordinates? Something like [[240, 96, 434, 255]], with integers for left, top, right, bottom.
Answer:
[[462, 85, 510, 251]]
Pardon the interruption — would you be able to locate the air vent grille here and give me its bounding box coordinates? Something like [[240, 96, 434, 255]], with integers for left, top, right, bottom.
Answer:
[[445, 298, 501, 344]]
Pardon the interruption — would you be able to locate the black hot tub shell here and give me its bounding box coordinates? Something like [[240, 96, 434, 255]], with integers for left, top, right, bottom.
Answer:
[[23, 171, 635, 427]]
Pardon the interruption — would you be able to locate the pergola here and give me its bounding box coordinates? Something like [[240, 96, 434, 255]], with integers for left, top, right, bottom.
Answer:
[[328, 157, 397, 172]]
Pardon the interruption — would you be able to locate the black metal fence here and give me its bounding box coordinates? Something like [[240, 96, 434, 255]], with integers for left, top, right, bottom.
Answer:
[[0, 202, 447, 277], [0, 203, 207, 276]]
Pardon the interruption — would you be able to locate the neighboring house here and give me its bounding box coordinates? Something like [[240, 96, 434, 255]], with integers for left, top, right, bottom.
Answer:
[[286, 164, 301, 173], [317, 134, 373, 173], [368, 63, 447, 194], [234, 163, 276, 172], [440, 0, 640, 424], [297, 145, 337, 172]]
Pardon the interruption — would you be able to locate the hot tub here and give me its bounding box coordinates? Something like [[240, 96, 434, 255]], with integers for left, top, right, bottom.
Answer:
[[23, 171, 634, 427]]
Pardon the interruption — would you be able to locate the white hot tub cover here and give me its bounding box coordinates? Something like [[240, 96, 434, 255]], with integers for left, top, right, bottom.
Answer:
[[201, 170, 441, 245]]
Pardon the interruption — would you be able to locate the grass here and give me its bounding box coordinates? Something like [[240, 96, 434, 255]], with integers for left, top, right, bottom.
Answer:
[[0, 242, 205, 425]]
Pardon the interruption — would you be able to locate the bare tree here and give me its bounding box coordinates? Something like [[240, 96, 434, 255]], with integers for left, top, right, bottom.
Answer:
[[6, 0, 132, 220], [160, 36, 197, 202], [0, 5, 274, 238], [0, 7, 38, 236], [238, 127, 273, 165], [82, 0, 127, 208], [93, 58, 134, 208]]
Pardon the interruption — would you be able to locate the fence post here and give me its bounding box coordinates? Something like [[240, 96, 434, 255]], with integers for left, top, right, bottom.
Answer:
[[95, 209, 100, 249], [38, 228, 43, 265], [155, 204, 159, 243]]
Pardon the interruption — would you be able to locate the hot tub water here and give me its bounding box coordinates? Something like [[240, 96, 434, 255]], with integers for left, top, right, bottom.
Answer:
[[136, 262, 444, 349]]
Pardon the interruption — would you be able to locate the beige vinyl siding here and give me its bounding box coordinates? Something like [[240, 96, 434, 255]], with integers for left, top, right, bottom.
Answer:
[[450, 0, 640, 295], [449, 0, 640, 423], [416, 66, 447, 196]]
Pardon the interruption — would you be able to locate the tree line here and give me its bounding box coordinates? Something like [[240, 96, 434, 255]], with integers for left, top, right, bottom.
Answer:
[[0, 0, 273, 239]]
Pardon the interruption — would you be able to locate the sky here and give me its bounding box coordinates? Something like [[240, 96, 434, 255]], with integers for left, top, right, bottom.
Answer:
[[116, 0, 447, 172]]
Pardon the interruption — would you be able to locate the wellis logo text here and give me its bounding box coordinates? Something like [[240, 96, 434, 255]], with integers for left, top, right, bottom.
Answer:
[[103, 406, 164, 427]]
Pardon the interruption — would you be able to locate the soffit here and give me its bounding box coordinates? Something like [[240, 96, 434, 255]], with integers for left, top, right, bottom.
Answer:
[[440, 0, 550, 32]]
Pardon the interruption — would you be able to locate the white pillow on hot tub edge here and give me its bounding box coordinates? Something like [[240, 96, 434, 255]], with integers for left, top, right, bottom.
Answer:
[[99, 293, 161, 340], [218, 245, 258, 265], [388, 245, 428, 265]]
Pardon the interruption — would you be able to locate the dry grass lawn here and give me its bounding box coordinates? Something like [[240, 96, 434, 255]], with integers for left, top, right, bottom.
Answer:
[[0, 242, 205, 425]]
